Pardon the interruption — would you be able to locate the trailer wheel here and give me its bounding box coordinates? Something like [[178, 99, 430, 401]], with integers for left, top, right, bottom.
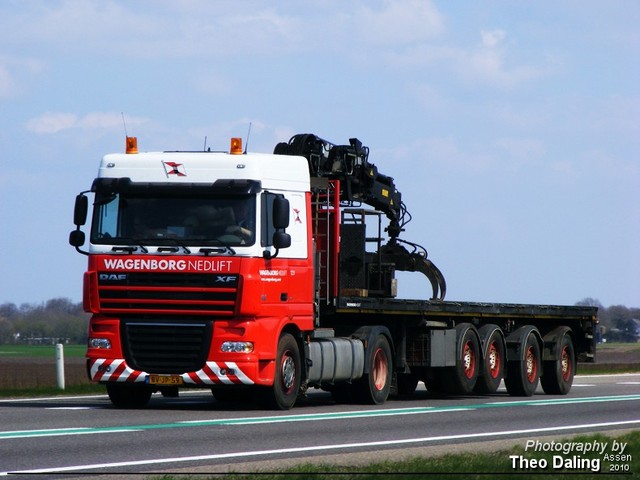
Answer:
[[444, 324, 479, 394], [541, 333, 575, 395], [505, 332, 541, 396], [353, 334, 392, 404], [106, 384, 152, 409], [474, 327, 505, 394], [261, 333, 301, 410]]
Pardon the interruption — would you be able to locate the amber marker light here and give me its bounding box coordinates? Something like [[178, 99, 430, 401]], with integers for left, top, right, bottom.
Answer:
[[125, 136, 138, 154], [230, 137, 243, 154]]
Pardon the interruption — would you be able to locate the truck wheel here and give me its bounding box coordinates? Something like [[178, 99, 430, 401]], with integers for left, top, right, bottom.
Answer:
[[505, 332, 540, 396], [353, 334, 392, 404], [444, 324, 479, 394], [106, 384, 152, 408], [541, 333, 575, 395], [261, 333, 301, 410], [474, 327, 505, 394]]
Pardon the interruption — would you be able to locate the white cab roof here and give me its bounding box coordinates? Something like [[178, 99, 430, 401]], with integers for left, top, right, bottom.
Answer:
[[98, 151, 310, 192]]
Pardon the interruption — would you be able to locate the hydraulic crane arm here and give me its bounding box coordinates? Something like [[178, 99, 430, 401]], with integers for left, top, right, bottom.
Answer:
[[275, 134, 446, 300]]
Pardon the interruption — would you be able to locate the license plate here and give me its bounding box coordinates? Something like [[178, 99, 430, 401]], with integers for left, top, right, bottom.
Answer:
[[147, 374, 183, 385]]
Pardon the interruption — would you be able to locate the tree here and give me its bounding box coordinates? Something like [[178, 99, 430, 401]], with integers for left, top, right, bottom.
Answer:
[[0, 317, 14, 344], [0, 298, 89, 345]]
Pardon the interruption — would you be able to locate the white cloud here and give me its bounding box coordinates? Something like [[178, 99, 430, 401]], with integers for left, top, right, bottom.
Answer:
[[25, 111, 147, 134], [2, 1, 305, 58], [0, 54, 46, 99], [465, 30, 547, 88], [480, 29, 506, 48], [25, 112, 78, 134], [357, 0, 444, 45]]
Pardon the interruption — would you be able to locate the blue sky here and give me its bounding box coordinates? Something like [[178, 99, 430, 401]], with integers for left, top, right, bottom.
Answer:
[[1, 1, 638, 308]]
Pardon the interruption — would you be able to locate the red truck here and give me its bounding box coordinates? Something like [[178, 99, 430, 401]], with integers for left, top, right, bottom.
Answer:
[[69, 133, 597, 409]]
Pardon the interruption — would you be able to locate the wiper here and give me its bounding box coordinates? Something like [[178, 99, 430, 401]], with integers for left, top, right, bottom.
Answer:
[[156, 239, 192, 254], [111, 238, 149, 254], [200, 240, 236, 256]]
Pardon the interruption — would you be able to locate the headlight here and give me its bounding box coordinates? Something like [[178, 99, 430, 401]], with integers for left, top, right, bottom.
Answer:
[[221, 341, 254, 353], [89, 338, 112, 349]]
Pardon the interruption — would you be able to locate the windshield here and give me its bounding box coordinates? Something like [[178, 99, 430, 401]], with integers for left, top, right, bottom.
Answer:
[[91, 192, 256, 247]]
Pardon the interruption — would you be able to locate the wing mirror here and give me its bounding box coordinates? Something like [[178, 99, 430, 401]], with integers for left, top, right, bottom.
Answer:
[[69, 193, 89, 255]]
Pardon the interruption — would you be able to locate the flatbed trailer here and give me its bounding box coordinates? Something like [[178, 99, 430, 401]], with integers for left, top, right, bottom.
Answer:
[[314, 297, 597, 399]]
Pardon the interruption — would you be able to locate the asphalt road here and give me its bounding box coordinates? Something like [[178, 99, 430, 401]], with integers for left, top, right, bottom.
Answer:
[[1, 373, 639, 477]]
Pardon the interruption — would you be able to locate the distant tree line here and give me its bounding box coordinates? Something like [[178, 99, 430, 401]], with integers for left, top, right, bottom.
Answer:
[[576, 298, 640, 343], [0, 298, 89, 345], [0, 297, 637, 345]]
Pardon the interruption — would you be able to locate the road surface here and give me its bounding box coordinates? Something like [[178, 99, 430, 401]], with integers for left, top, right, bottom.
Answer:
[[1, 373, 638, 477]]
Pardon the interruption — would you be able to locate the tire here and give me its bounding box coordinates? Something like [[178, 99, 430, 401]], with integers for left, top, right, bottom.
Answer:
[[106, 384, 152, 409], [474, 327, 505, 394], [443, 324, 480, 394], [353, 334, 392, 404], [541, 333, 575, 395], [505, 332, 541, 397], [261, 333, 301, 410]]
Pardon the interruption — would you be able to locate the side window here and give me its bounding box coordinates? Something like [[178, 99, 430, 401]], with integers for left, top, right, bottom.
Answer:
[[92, 194, 120, 240], [261, 192, 277, 247]]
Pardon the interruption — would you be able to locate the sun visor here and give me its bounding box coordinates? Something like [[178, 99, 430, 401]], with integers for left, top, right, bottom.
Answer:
[[91, 178, 261, 196]]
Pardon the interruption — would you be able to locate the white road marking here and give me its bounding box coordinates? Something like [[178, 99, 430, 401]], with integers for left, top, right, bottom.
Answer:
[[3, 419, 639, 475], [46, 407, 95, 410]]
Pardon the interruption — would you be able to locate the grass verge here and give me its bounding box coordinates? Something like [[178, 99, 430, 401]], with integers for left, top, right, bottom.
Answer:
[[0, 344, 87, 357], [152, 431, 638, 479], [0, 383, 105, 398]]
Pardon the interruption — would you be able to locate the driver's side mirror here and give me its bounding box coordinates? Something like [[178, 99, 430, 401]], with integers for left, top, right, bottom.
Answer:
[[73, 194, 88, 226], [69, 193, 89, 255]]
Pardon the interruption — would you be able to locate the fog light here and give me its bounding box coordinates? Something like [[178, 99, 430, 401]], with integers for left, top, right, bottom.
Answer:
[[89, 337, 112, 349], [221, 341, 254, 353]]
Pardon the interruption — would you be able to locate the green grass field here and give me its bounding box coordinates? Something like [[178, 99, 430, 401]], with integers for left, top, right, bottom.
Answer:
[[0, 344, 87, 358]]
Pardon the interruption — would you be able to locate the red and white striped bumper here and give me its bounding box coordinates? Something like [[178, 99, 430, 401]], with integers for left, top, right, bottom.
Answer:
[[88, 358, 255, 385]]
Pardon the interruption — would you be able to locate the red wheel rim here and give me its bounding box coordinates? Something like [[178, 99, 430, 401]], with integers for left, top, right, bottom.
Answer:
[[560, 345, 572, 382], [372, 348, 388, 391], [487, 341, 501, 379], [462, 340, 476, 379], [525, 346, 538, 383]]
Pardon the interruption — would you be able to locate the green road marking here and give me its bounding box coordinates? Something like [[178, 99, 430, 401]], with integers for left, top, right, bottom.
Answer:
[[1, 394, 639, 439]]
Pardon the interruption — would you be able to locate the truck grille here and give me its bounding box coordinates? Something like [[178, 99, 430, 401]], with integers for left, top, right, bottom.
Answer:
[[97, 272, 238, 316], [122, 320, 211, 374]]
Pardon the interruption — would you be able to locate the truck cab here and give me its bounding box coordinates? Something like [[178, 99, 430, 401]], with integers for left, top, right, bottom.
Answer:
[[70, 138, 317, 408]]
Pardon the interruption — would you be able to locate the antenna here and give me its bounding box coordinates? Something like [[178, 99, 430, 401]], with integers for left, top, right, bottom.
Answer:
[[243, 122, 252, 154], [121, 112, 128, 137]]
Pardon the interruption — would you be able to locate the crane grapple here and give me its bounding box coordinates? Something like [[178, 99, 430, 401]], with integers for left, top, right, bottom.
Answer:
[[275, 133, 447, 301]]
